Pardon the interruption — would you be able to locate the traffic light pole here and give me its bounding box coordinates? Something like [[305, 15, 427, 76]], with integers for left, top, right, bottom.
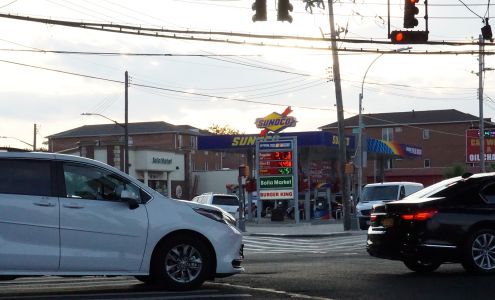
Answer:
[[327, 0, 352, 231]]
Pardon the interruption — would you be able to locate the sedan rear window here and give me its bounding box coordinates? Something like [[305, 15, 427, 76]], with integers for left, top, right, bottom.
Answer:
[[212, 195, 239, 206]]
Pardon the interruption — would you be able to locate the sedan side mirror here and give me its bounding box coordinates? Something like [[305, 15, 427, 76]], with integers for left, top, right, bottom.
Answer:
[[121, 189, 140, 210]]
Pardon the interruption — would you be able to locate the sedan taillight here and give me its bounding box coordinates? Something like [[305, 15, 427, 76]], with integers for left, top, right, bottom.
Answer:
[[370, 214, 378, 222], [400, 209, 438, 221]]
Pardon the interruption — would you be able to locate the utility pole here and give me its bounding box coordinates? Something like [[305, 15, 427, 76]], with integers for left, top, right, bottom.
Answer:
[[33, 123, 37, 151], [328, 0, 351, 230], [125, 71, 130, 174], [479, 35, 485, 172]]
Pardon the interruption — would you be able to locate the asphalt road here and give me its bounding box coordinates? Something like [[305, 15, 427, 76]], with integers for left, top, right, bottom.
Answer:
[[1, 235, 494, 300]]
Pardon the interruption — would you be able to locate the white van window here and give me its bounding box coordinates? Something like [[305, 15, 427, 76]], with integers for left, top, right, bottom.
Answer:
[[63, 163, 141, 202], [361, 185, 399, 202], [0, 159, 51, 197]]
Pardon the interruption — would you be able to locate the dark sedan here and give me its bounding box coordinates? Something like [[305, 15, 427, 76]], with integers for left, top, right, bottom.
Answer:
[[367, 172, 495, 273]]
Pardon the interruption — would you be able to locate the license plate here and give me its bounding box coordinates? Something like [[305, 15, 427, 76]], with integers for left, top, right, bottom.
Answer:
[[382, 217, 394, 227]]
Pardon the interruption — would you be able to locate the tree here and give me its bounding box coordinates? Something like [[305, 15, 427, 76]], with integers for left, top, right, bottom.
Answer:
[[207, 124, 242, 135], [443, 163, 466, 179]]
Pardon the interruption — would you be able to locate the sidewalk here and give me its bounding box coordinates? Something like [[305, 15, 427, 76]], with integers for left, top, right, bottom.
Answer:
[[242, 218, 366, 238]]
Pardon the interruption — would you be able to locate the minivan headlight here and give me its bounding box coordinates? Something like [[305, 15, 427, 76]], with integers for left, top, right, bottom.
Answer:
[[193, 207, 236, 226]]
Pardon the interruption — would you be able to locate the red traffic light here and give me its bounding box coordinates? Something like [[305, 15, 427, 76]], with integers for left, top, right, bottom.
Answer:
[[391, 30, 428, 44], [404, 0, 419, 28]]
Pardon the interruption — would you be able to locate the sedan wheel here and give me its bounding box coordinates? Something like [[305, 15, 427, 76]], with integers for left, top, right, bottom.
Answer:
[[403, 258, 441, 273], [151, 235, 212, 290], [462, 229, 495, 273]]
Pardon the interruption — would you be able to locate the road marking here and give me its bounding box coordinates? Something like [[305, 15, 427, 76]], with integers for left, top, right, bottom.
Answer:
[[210, 282, 335, 300], [243, 235, 366, 254]]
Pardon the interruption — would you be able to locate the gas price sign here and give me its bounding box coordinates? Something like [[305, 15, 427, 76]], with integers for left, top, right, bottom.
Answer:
[[256, 137, 297, 201]]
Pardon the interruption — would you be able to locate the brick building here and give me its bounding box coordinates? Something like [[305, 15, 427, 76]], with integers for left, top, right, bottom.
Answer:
[[47, 121, 246, 200], [320, 109, 495, 186]]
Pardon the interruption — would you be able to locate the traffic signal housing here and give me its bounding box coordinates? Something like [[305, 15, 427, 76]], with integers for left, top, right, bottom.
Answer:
[[390, 30, 428, 44], [404, 0, 419, 28], [252, 0, 267, 22], [277, 0, 293, 23]]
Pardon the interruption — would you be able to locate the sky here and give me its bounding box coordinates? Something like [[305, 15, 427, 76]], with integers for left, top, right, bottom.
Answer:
[[0, 0, 493, 149]]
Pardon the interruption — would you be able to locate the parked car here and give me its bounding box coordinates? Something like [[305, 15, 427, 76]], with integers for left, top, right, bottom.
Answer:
[[356, 182, 424, 230], [367, 172, 495, 273], [0, 152, 244, 290], [191, 193, 240, 219]]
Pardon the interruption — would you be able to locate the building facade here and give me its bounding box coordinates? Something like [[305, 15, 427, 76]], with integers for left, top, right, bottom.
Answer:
[[47, 121, 246, 200], [320, 109, 494, 186]]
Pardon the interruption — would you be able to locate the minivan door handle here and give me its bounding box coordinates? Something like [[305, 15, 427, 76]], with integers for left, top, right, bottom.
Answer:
[[33, 201, 56, 207], [63, 203, 85, 209]]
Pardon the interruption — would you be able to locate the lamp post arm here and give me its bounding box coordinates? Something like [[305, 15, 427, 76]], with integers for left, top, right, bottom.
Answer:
[[81, 113, 125, 129], [360, 53, 385, 99]]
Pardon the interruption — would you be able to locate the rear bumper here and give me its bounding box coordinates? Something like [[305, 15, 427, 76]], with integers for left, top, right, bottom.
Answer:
[[367, 229, 460, 262]]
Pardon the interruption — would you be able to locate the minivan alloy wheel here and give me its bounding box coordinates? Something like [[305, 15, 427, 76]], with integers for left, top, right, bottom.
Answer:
[[165, 244, 203, 283], [471, 232, 495, 270]]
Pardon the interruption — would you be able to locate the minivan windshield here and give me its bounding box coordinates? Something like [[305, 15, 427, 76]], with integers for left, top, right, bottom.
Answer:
[[360, 185, 399, 202]]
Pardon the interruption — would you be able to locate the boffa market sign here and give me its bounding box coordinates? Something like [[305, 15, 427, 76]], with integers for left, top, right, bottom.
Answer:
[[260, 176, 293, 189]]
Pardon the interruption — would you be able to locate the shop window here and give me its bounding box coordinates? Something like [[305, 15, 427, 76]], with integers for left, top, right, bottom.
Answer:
[[382, 128, 393, 141], [424, 159, 431, 168]]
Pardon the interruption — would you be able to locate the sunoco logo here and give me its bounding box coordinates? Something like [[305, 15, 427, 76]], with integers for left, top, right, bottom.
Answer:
[[255, 106, 296, 136]]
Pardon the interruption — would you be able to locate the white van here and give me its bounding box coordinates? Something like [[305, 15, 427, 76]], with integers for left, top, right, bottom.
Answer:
[[0, 152, 244, 290], [356, 182, 424, 230]]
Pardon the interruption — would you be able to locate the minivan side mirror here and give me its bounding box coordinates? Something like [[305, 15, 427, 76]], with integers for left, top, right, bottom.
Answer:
[[121, 189, 140, 210]]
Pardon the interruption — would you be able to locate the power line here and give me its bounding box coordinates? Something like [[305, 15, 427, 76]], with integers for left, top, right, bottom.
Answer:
[[458, 0, 485, 19], [1, 13, 494, 48], [0, 58, 334, 111]]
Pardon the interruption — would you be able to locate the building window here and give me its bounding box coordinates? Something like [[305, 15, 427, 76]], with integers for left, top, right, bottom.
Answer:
[[190, 136, 197, 149], [382, 128, 393, 141], [423, 129, 430, 140], [424, 159, 431, 168], [177, 134, 183, 149]]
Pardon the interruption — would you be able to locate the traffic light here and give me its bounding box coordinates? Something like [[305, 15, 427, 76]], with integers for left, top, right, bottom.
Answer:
[[252, 0, 267, 22], [403, 0, 419, 28], [390, 30, 428, 44], [277, 0, 293, 23]]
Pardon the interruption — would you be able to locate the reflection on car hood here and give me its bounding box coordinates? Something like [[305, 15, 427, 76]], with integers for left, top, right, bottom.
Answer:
[[179, 199, 230, 214]]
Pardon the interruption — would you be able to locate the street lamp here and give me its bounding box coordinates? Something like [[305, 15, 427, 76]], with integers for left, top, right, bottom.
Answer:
[[0, 136, 34, 150], [81, 113, 129, 174], [357, 47, 412, 200]]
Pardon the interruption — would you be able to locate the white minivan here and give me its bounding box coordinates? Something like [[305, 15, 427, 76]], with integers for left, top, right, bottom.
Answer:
[[0, 152, 244, 290], [356, 182, 424, 230]]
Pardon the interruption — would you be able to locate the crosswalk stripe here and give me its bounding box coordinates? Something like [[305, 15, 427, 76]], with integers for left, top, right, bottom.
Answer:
[[243, 235, 366, 254]]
